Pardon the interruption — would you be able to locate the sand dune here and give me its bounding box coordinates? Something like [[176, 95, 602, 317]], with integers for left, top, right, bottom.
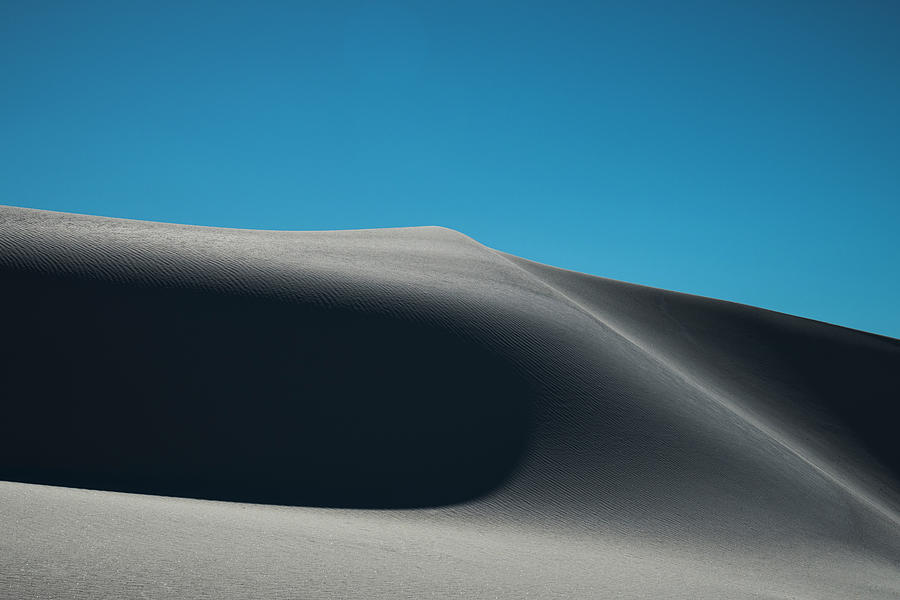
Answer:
[[1, 205, 898, 599]]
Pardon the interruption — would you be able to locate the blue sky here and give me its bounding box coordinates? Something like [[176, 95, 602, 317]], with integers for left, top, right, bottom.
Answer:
[[2, 1, 898, 338]]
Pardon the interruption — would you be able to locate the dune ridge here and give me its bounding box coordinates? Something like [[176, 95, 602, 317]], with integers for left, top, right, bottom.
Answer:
[[502, 251, 900, 528], [1, 205, 898, 599]]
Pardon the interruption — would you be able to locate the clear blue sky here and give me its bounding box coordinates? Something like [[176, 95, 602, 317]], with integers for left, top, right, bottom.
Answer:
[[2, 1, 898, 338]]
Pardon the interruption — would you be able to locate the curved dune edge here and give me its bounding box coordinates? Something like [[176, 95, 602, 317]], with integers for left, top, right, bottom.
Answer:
[[500, 251, 900, 528], [1, 205, 898, 599]]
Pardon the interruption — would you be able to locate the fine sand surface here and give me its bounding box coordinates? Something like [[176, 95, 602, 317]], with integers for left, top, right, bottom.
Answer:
[[1, 205, 898, 598]]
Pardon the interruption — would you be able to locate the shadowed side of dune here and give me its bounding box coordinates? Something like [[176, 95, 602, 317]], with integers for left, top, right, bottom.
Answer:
[[0, 268, 533, 508], [503, 254, 900, 512]]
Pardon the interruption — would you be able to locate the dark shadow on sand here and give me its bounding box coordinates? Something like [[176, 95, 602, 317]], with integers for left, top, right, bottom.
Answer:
[[0, 269, 533, 508]]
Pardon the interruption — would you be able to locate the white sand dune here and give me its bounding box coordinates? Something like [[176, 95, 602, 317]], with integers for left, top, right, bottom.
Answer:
[[1, 205, 898, 599]]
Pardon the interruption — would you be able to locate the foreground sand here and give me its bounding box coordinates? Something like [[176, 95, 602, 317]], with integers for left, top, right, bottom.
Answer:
[[1, 205, 898, 598]]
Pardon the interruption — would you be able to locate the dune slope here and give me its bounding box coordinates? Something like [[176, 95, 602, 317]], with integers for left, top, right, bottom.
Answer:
[[1, 205, 898, 599]]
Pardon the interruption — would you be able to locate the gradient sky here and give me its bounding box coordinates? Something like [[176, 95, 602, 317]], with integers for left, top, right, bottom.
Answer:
[[2, 1, 898, 338]]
